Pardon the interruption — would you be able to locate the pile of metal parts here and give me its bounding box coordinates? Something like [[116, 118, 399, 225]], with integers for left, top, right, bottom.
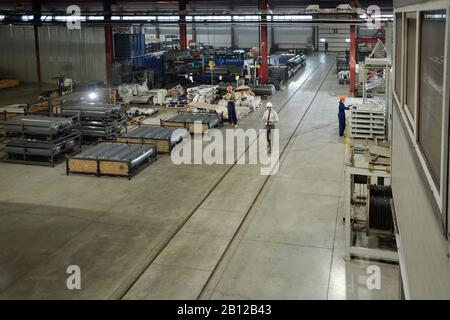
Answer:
[[166, 85, 188, 106], [338, 71, 350, 85], [67, 143, 156, 178], [269, 66, 289, 89], [222, 85, 261, 110], [2, 115, 81, 166], [368, 185, 394, 232], [187, 85, 219, 104], [61, 101, 126, 140], [286, 54, 306, 75], [269, 54, 306, 89], [126, 107, 157, 117], [117, 80, 153, 104], [336, 50, 350, 73]]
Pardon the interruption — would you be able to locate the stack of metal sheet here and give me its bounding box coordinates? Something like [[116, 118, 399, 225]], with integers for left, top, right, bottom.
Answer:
[[61, 100, 126, 138], [4, 132, 79, 157], [166, 112, 222, 128], [122, 126, 189, 145], [76, 143, 155, 168], [3, 115, 75, 135], [2, 115, 81, 165]]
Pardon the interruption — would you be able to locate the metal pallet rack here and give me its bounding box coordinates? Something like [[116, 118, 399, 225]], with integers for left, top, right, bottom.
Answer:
[[350, 104, 386, 139], [1, 114, 81, 166], [61, 101, 127, 142]]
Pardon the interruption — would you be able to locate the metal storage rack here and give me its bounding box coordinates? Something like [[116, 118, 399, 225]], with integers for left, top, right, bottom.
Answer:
[[61, 101, 127, 142], [1, 115, 81, 166], [350, 104, 386, 139]]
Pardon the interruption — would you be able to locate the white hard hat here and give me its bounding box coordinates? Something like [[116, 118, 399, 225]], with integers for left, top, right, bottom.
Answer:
[[266, 102, 273, 108]]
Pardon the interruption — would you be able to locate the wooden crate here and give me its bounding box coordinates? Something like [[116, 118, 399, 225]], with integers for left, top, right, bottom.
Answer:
[[0, 80, 19, 90], [66, 156, 154, 179], [67, 158, 98, 174], [187, 122, 209, 134], [99, 160, 131, 176], [160, 120, 186, 129]]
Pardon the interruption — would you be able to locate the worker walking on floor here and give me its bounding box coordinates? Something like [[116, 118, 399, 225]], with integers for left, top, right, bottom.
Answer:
[[226, 85, 238, 128], [338, 96, 350, 137], [262, 102, 279, 154]]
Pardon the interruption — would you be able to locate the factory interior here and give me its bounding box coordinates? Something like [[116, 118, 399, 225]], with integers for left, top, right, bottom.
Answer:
[[0, 0, 449, 301]]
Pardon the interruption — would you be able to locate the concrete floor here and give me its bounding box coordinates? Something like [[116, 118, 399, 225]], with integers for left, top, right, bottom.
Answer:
[[0, 53, 400, 300]]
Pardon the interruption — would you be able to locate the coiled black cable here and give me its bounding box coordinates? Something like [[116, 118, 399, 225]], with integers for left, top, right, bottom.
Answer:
[[369, 185, 393, 231]]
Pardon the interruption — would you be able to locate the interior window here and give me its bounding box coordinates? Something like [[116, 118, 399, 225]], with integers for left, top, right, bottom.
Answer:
[[406, 13, 416, 119], [394, 13, 403, 100], [418, 10, 446, 188]]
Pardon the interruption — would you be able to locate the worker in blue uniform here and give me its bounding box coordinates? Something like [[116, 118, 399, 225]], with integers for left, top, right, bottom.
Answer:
[[226, 85, 238, 127], [338, 96, 350, 137]]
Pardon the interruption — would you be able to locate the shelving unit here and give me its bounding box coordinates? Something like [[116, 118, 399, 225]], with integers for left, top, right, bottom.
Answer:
[[350, 104, 386, 139], [60, 101, 127, 142], [1, 115, 81, 166]]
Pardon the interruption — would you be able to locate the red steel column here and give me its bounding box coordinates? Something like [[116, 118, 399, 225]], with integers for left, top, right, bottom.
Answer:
[[33, 25, 42, 83], [192, 24, 197, 44], [349, 24, 356, 94], [259, 0, 268, 84], [32, 0, 42, 83], [105, 26, 113, 87], [104, 0, 113, 87], [179, 0, 187, 50]]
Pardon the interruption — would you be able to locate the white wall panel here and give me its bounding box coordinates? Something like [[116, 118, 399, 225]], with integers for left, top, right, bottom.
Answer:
[[392, 105, 450, 299], [0, 26, 37, 82], [234, 26, 259, 48], [273, 26, 313, 49], [318, 24, 350, 52], [38, 26, 106, 83], [195, 26, 231, 47]]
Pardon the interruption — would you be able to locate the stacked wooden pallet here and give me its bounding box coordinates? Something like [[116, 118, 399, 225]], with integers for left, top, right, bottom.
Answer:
[[350, 103, 386, 140]]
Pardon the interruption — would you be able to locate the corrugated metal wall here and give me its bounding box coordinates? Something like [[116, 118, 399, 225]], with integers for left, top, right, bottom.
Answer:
[[0, 25, 106, 84], [318, 24, 350, 52], [0, 26, 38, 82], [273, 26, 313, 49], [195, 26, 231, 47], [234, 26, 259, 48], [38, 26, 106, 83]]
